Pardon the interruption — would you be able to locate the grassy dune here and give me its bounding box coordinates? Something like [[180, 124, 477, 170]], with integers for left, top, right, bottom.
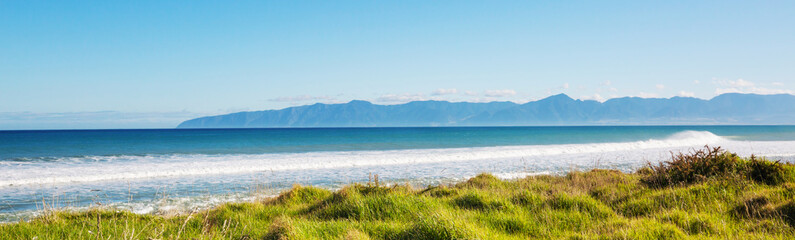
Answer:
[[4, 147, 795, 239]]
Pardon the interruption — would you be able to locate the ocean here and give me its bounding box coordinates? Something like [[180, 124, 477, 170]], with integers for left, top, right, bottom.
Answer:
[[2, 126, 795, 222]]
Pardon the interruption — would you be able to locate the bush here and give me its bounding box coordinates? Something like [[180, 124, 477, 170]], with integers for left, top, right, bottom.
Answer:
[[640, 146, 742, 188], [746, 156, 785, 185], [640, 146, 790, 188]]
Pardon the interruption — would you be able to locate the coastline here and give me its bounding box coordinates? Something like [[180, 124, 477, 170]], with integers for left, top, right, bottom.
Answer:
[[4, 148, 795, 239]]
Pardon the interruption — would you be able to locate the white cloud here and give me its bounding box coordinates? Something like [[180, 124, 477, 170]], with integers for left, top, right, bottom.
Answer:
[[431, 88, 458, 96], [636, 92, 659, 98], [601, 80, 612, 86], [463, 91, 478, 96], [465, 97, 524, 103], [714, 88, 740, 94], [268, 95, 335, 102], [713, 78, 793, 95], [730, 79, 755, 87], [772, 82, 785, 86], [655, 84, 665, 90], [714, 78, 755, 88], [517, 98, 537, 104], [715, 87, 793, 95], [483, 89, 517, 97], [693, 80, 701, 84], [579, 94, 605, 102], [467, 97, 499, 103], [375, 93, 426, 103], [677, 91, 695, 97], [608, 87, 618, 92], [562, 83, 570, 89]]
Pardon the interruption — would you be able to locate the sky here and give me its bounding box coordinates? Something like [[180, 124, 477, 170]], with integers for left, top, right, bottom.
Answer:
[[1, 1, 794, 129]]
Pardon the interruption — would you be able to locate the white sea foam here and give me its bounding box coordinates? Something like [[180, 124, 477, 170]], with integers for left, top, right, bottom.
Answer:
[[493, 171, 552, 179], [0, 192, 266, 222], [1, 131, 793, 188]]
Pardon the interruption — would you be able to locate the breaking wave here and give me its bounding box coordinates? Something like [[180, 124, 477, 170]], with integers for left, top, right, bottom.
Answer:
[[0, 131, 735, 187]]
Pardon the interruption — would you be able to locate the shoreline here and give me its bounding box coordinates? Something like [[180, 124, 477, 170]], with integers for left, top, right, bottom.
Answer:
[[4, 147, 795, 239]]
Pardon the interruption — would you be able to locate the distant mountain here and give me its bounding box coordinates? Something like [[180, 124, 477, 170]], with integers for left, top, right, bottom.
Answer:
[[177, 93, 795, 128]]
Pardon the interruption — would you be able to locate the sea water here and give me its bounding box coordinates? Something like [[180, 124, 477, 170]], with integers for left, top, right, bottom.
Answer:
[[2, 126, 795, 222]]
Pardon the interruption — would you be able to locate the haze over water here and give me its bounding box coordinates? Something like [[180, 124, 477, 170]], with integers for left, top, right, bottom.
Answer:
[[2, 126, 795, 222]]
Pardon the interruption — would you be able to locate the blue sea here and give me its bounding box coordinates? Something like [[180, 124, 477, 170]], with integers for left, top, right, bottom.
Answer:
[[2, 126, 795, 222]]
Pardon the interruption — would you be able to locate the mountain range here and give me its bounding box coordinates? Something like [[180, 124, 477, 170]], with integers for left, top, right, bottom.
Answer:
[[177, 93, 795, 128]]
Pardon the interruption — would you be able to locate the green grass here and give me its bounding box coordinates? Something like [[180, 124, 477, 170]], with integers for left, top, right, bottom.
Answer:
[[4, 147, 795, 239]]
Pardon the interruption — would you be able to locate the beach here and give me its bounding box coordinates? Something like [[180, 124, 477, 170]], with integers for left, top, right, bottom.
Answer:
[[3, 149, 795, 239], [2, 126, 795, 223]]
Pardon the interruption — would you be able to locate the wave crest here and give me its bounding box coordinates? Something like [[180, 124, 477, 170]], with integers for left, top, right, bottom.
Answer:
[[0, 131, 733, 187]]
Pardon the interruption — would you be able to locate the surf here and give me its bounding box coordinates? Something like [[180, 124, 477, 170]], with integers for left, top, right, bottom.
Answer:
[[0, 130, 778, 187]]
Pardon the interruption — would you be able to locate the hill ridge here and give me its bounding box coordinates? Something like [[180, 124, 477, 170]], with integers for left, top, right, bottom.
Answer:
[[177, 93, 795, 128]]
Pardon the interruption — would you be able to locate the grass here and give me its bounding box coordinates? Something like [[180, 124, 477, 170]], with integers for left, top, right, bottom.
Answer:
[[3, 146, 795, 239]]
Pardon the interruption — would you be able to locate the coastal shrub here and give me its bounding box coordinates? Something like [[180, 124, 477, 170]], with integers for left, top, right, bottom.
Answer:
[[746, 156, 786, 185], [640, 146, 743, 188], [640, 146, 791, 188]]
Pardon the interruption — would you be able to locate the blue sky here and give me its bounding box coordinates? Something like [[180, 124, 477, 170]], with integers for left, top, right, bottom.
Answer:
[[2, 1, 794, 129]]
